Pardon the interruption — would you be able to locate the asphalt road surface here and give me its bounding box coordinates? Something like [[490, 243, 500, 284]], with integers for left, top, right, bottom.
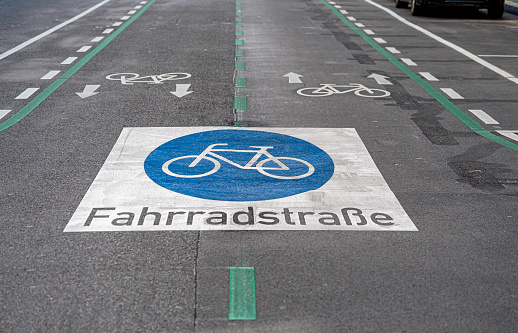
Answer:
[[1, 0, 518, 331]]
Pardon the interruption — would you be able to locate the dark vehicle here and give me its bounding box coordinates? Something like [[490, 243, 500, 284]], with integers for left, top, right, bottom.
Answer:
[[395, 0, 506, 19]]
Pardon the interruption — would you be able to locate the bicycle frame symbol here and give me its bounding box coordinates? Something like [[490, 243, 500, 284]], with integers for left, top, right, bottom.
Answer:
[[297, 83, 390, 98], [106, 72, 191, 85], [162, 143, 315, 179]]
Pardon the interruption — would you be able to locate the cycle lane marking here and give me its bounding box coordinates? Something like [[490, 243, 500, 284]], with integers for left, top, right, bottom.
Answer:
[[320, 0, 518, 152], [0, 0, 158, 133]]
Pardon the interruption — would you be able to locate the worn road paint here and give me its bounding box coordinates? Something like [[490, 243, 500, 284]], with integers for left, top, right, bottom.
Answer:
[[15, 88, 39, 100], [228, 267, 257, 321], [468, 110, 499, 125], [41, 70, 60, 80]]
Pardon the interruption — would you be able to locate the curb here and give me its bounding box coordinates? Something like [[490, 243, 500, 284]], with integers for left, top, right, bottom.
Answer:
[[505, 1, 518, 15]]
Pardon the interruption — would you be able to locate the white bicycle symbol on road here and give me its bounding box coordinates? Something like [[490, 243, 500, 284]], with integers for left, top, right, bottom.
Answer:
[[106, 72, 191, 85], [162, 143, 315, 180], [297, 83, 390, 98]]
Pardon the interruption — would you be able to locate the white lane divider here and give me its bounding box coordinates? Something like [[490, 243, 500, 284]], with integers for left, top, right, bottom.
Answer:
[[364, 29, 375, 35], [347, 16, 356, 21], [15, 88, 39, 100], [419, 72, 438, 81], [496, 130, 518, 142], [41, 70, 61, 80], [340, 9, 348, 14], [112, 22, 123, 26], [140, 1, 148, 4], [103, 28, 114, 34], [0, 110, 11, 120], [91, 37, 104, 42], [386, 47, 400, 54], [121, 16, 131, 20], [355, 23, 365, 28], [61, 57, 78, 65], [440, 88, 464, 99], [135, 5, 142, 9], [128, 10, 137, 14], [374, 37, 386, 44], [468, 110, 499, 125], [401, 58, 417, 66], [335, 5, 342, 8], [77, 46, 92, 53]]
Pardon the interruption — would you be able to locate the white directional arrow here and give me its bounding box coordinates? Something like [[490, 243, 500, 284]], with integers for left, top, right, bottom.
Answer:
[[367, 73, 392, 85], [76, 85, 100, 98], [283, 72, 304, 84], [171, 84, 193, 98]]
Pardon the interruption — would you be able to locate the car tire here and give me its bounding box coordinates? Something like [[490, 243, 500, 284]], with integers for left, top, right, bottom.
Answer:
[[411, 0, 426, 15], [487, 3, 504, 19], [395, 0, 408, 8]]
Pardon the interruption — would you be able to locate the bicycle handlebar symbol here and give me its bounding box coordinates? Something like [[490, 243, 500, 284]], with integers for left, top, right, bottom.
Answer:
[[106, 72, 191, 85], [162, 143, 315, 180], [297, 83, 390, 98]]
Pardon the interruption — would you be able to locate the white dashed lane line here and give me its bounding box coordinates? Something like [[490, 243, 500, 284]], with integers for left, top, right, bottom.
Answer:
[[91, 37, 104, 42], [41, 70, 61, 80], [374, 37, 386, 44], [61, 57, 78, 65], [77, 46, 92, 53], [0, 110, 11, 120], [15, 88, 39, 100], [401, 58, 417, 66], [386, 47, 400, 54], [468, 110, 499, 125], [440, 88, 464, 100], [419, 72, 439, 81], [364, 29, 375, 35], [112, 22, 123, 26], [103, 28, 114, 34]]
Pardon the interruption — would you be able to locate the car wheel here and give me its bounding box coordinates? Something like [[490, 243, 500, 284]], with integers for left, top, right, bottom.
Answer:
[[395, 0, 408, 8], [487, 3, 504, 19], [411, 0, 426, 16]]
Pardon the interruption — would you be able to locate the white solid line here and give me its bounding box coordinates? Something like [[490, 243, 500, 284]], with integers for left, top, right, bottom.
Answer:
[[347, 16, 356, 21], [508, 78, 518, 84], [478, 55, 518, 58], [468, 109, 499, 125], [419, 72, 439, 81], [340, 9, 349, 14], [41, 70, 60, 80], [401, 58, 417, 66], [15, 88, 39, 100], [77, 46, 92, 52], [362, 0, 518, 83], [386, 47, 400, 54], [374, 38, 386, 44], [102, 28, 114, 34], [496, 130, 518, 142], [91, 37, 104, 42], [335, 5, 342, 8], [121, 16, 130, 20], [128, 10, 137, 14], [364, 29, 375, 35], [0, 0, 111, 61], [134, 5, 142, 9], [61, 57, 78, 65], [112, 22, 123, 27], [0, 110, 11, 120], [355, 23, 365, 28], [440, 88, 464, 99]]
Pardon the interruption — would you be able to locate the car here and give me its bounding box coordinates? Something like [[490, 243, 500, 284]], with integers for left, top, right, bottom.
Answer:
[[395, 0, 506, 19]]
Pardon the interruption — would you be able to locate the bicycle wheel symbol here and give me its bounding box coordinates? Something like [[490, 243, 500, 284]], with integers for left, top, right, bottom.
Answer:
[[256, 157, 314, 179], [162, 156, 220, 178]]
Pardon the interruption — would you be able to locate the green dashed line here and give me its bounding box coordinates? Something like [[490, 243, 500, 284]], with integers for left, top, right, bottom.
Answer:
[[236, 6, 241, 10], [235, 78, 247, 88], [234, 96, 247, 109], [236, 17, 242, 22], [228, 267, 257, 321], [320, 0, 518, 152], [235, 49, 245, 57], [236, 24, 243, 28], [236, 30, 244, 36], [235, 62, 246, 70], [235, 39, 244, 46]]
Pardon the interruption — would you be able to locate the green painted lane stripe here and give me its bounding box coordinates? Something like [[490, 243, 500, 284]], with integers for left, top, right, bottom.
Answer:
[[228, 267, 256, 321], [235, 62, 245, 71], [235, 39, 244, 46], [320, 0, 518, 152], [236, 24, 243, 28], [234, 96, 247, 109], [236, 6, 241, 10], [0, 0, 157, 133], [235, 49, 245, 57], [235, 78, 246, 88], [236, 17, 242, 22], [236, 30, 243, 37]]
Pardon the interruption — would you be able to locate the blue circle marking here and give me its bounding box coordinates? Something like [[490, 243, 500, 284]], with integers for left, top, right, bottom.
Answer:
[[144, 130, 334, 201]]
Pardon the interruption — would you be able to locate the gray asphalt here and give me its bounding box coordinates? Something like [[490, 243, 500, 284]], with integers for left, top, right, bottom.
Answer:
[[1, 0, 518, 331]]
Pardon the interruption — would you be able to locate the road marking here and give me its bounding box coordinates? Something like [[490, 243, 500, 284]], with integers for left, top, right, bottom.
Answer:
[[41, 70, 60, 80], [508, 78, 518, 84], [128, 10, 137, 14], [112, 22, 123, 26], [0, 0, 111, 61], [364, 29, 375, 35], [76, 85, 100, 98], [328, 1, 336, 3], [235, 39, 244, 45], [229, 267, 256, 321], [478, 55, 518, 58], [121, 16, 131, 20], [236, 30, 244, 36], [171, 84, 193, 97], [235, 62, 246, 70], [419, 72, 439, 81], [61, 57, 78, 64], [347, 16, 356, 21], [374, 37, 386, 44], [497, 130, 518, 142], [362, 0, 518, 84], [283, 72, 304, 84], [235, 49, 244, 57], [77, 46, 92, 53], [15, 88, 39, 100], [440, 88, 463, 99], [355, 23, 365, 28], [401, 58, 417, 66], [0, 110, 10, 120], [234, 97, 247, 109], [468, 110, 499, 125], [335, 5, 342, 8], [340, 9, 349, 14], [140, 1, 148, 4], [386, 47, 400, 54], [368, 73, 392, 85], [102, 28, 114, 34], [134, 5, 142, 9], [91, 37, 104, 42], [235, 77, 246, 88]]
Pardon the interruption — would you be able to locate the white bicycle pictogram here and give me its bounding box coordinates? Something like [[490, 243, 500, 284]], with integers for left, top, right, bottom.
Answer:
[[297, 83, 390, 98], [162, 143, 315, 180], [105, 72, 191, 85]]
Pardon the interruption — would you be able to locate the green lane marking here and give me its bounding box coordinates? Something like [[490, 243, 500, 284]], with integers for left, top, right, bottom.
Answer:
[[236, 30, 243, 36], [228, 267, 256, 321], [0, 0, 158, 133], [235, 49, 245, 57], [236, 1, 241, 4], [236, 17, 242, 22], [234, 96, 247, 109], [320, 0, 518, 152], [235, 39, 244, 46], [236, 6, 241, 10], [235, 62, 246, 71], [236, 24, 243, 28], [236, 11, 242, 16], [235, 78, 247, 88]]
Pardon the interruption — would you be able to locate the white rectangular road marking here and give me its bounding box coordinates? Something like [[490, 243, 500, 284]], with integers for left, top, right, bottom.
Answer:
[[340, 9, 349, 14], [355, 23, 365, 28], [65, 127, 417, 232], [61, 57, 78, 65], [347, 16, 356, 21], [128, 10, 137, 14], [509, 78, 518, 85], [335, 5, 342, 8], [386, 47, 400, 54], [328, 1, 336, 4], [112, 22, 123, 27], [497, 130, 518, 142], [121, 16, 130, 20], [41, 70, 60, 80], [77, 46, 92, 53], [401, 58, 417, 66], [364, 29, 375, 35], [140, 1, 147, 4], [374, 38, 386, 44], [134, 5, 142, 9], [468, 110, 499, 125], [91, 37, 104, 42], [15, 88, 39, 100], [102, 28, 114, 34], [478, 55, 518, 58], [0, 110, 11, 120], [419, 72, 439, 81], [440, 88, 464, 99]]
